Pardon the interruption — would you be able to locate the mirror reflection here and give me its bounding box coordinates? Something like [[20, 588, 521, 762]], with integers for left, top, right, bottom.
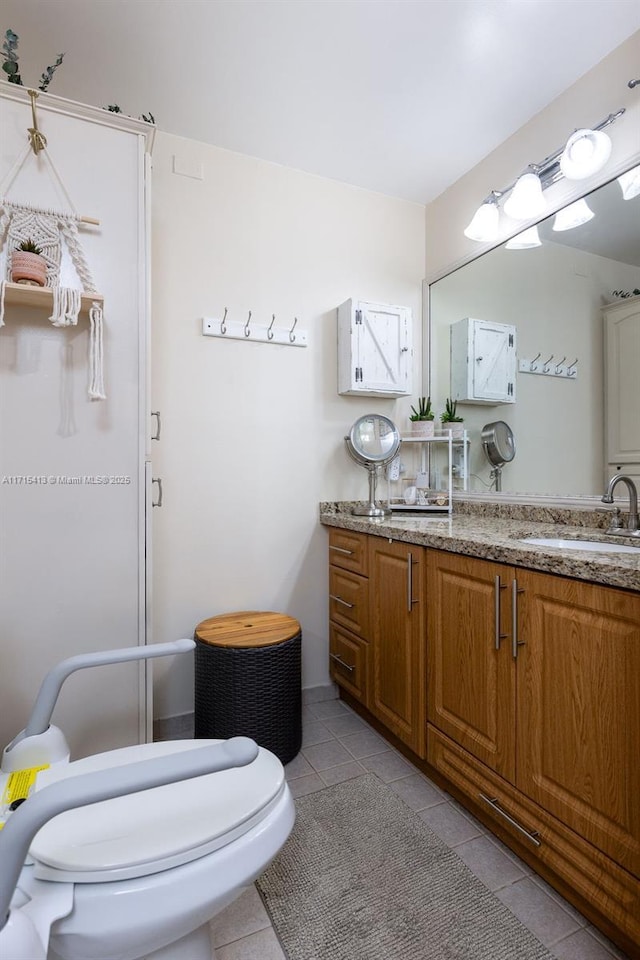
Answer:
[[429, 165, 640, 498]]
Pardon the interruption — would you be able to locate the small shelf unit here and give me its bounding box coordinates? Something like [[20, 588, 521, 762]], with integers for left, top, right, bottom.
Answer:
[[387, 431, 469, 515], [2, 282, 103, 315]]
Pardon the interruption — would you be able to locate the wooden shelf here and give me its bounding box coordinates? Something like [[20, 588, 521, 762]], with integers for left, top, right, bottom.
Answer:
[[3, 282, 103, 314]]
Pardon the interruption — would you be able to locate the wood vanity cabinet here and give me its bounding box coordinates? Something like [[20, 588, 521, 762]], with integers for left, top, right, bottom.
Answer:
[[427, 549, 640, 949], [368, 537, 426, 757], [328, 530, 426, 757], [328, 529, 370, 705]]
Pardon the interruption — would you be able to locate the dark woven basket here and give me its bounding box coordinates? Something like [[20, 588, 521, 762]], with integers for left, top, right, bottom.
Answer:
[[194, 630, 302, 764]]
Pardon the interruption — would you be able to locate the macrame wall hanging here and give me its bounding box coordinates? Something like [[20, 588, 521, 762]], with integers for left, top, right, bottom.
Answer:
[[0, 90, 106, 400]]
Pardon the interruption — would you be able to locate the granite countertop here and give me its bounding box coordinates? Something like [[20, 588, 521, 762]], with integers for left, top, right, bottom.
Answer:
[[319, 503, 640, 592]]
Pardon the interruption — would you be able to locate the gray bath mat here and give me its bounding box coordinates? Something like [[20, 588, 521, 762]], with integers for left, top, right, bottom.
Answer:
[[257, 774, 555, 960]]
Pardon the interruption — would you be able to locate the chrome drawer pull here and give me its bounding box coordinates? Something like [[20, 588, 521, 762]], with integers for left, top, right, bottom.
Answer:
[[479, 793, 541, 847], [330, 545, 354, 555], [329, 594, 355, 609], [330, 653, 355, 673], [511, 579, 525, 659], [494, 575, 508, 650]]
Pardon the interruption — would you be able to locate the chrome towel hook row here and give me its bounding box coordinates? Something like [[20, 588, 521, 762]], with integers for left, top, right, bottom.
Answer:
[[202, 309, 308, 348]]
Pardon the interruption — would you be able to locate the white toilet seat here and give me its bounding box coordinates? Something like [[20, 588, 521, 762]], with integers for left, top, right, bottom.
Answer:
[[30, 739, 285, 883]]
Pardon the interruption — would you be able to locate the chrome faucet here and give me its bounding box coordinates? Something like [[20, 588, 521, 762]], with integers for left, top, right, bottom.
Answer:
[[601, 475, 640, 537]]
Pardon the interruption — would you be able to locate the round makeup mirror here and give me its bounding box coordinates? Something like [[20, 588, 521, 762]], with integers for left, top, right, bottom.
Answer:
[[345, 414, 401, 517], [481, 421, 516, 491]]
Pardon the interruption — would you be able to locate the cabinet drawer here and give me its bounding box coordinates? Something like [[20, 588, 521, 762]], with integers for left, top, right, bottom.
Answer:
[[329, 624, 368, 705], [328, 529, 369, 576], [428, 725, 640, 949], [329, 566, 369, 637]]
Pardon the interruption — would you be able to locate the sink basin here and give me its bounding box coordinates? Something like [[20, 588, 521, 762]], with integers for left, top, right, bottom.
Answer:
[[519, 537, 640, 554]]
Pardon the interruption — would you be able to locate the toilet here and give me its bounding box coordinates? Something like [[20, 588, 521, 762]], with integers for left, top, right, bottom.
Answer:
[[4, 738, 295, 960], [0, 640, 296, 960]]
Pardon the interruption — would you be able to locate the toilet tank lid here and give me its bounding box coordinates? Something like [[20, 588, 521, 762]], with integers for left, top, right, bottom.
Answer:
[[28, 739, 285, 882]]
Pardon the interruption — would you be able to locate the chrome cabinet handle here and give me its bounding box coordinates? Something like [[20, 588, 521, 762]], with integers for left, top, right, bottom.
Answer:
[[494, 575, 508, 650], [330, 653, 355, 673], [152, 477, 163, 508], [479, 794, 541, 846], [511, 579, 525, 659], [151, 410, 161, 441], [329, 594, 354, 609], [329, 545, 353, 556]]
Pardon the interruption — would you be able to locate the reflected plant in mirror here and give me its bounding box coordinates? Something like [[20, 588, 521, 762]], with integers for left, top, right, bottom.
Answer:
[[429, 164, 640, 500]]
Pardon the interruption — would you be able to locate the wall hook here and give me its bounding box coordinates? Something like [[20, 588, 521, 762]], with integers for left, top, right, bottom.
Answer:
[[244, 310, 252, 338], [27, 89, 47, 155], [289, 316, 298, 343], [220, 307, 228, 335], [530, 352, 541, 371], [543, 354, 554, 373], [267, 314, 276, 341], [555, 356, 566, 374], [567, 358, 578, 376]]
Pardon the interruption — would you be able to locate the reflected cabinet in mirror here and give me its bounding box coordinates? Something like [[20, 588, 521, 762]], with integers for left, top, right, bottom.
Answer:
[[429, 164, 640, 499]]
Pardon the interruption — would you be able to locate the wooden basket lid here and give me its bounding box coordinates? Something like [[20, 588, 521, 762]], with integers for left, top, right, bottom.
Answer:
[[194, 611, 301, 649]]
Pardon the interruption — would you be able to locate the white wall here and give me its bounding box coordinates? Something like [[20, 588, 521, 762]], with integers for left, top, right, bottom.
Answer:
[[425, 32, 640, 281], [150, 135, 425, 719]]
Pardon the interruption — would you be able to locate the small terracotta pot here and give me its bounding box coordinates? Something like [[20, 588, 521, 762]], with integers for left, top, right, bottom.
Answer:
[[11, 250, 47, 286]]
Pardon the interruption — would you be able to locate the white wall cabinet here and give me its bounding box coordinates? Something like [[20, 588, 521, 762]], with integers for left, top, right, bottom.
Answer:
[[450, 317, 516, 404], [603, 296, 640, 488], [0, 84, 153, 758], [337, 299, 412, 397]]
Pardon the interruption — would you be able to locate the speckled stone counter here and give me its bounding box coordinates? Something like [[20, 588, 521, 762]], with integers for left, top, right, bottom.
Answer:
[[319, 502, 640, 592]]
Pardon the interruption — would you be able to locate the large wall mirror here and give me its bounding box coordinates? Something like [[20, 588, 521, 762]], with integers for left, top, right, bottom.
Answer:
[[429, 161, 640, 500]]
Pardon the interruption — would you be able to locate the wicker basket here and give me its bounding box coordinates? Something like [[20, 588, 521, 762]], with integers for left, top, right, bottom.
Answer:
[[194, 611, 302, 764]]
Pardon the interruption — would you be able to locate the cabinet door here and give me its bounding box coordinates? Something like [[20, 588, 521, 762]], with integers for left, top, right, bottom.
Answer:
[[329, 566, 369, 638], [369, 538, 426, 757], [337, 299, 412, 397], [604, 298, 640, 464], [328, 528, 369, 576], [516, 570, 640, 877], [329, 623, 368, 705], [427, 551, 516, 781]]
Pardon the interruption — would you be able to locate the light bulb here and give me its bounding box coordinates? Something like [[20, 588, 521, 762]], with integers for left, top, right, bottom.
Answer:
[[505, 226, 541, 249], [560, 129, 611, 180], [617, 164, 640, 200], [503, 173, 546, 221], [552, 199, 594, 231], [463, 201, 499, 242]]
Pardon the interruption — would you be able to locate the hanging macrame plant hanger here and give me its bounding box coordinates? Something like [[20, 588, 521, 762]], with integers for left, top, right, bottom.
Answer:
[[0, 90, 106, 400]]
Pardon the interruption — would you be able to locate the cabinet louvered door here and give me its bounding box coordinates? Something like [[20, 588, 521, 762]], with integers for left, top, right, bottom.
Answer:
[[427, 551, 516, 782]]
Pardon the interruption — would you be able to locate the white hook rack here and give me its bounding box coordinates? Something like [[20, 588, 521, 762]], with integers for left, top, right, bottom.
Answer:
[[202, 312, 308, 348], [518, 356, 577, 379]]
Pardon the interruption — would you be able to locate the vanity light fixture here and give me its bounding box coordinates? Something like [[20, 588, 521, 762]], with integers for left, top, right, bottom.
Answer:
[[503, 171, 546, 220], [552, 198, 594, 232], [463, 192, 501, 241], [560, 128, 612, 180], [617, 163, 640, 200], [463, 108, 625, 242], [505, 225, 541, 249]]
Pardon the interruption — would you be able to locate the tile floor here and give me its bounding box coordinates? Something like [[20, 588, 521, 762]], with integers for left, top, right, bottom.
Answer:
[[201, 697, 631, 960]]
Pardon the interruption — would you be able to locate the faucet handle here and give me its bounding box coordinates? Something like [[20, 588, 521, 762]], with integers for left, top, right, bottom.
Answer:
[[596, 505, 623, 531]]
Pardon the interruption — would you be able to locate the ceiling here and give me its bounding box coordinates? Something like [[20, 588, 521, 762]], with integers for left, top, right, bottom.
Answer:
[[2, 0, 640, 204]]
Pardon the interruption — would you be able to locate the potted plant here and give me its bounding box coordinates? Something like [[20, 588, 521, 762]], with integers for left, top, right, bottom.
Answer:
[[11, 239, 47, 287], [440, 398, 465, 438], [409, 396, 435, 437]]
